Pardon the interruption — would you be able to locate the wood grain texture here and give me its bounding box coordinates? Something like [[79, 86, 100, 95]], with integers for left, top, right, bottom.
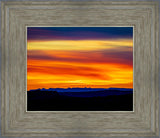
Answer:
[[1, 1, 159, 137]]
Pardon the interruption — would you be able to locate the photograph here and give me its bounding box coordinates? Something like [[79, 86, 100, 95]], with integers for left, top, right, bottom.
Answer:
[[27, 27, 133, 111]]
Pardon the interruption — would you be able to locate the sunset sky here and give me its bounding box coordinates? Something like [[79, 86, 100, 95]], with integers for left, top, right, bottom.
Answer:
[[27, 27, 133, 91]]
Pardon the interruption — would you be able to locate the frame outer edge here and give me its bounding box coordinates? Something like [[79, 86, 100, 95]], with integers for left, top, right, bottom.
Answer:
[[1, 1, 5, 136], [1, 1, 158, 5], [155, 1, 159, 136]]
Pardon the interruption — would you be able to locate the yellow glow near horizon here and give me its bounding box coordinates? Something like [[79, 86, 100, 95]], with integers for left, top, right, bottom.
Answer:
[[28, 39, 133, 51]]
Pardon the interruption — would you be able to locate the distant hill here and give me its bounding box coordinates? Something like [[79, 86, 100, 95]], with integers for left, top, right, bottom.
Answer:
[[28, 88, 133, 98], [29, 87, 133, 92]]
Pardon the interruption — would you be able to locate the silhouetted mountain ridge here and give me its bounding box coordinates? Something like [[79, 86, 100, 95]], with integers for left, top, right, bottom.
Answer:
[[29, 87, 133, 92], [28, 88, 133, 98]]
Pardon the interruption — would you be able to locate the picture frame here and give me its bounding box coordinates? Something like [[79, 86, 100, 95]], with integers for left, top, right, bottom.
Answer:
[[1, 1, 159, 137]]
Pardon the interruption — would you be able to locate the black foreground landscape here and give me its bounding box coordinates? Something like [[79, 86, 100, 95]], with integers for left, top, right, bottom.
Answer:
[[27, 88, 133, 111]]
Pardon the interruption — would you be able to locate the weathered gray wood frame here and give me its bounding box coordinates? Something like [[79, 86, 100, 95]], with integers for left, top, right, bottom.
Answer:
[[1, 1, 159, 137]]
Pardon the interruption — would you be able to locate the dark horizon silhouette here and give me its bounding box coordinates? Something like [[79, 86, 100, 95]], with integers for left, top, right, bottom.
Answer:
[[27, 87, 133, 111]]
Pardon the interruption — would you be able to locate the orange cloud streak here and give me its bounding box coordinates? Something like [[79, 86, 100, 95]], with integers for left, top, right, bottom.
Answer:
[[27, 40, 133, 90]]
